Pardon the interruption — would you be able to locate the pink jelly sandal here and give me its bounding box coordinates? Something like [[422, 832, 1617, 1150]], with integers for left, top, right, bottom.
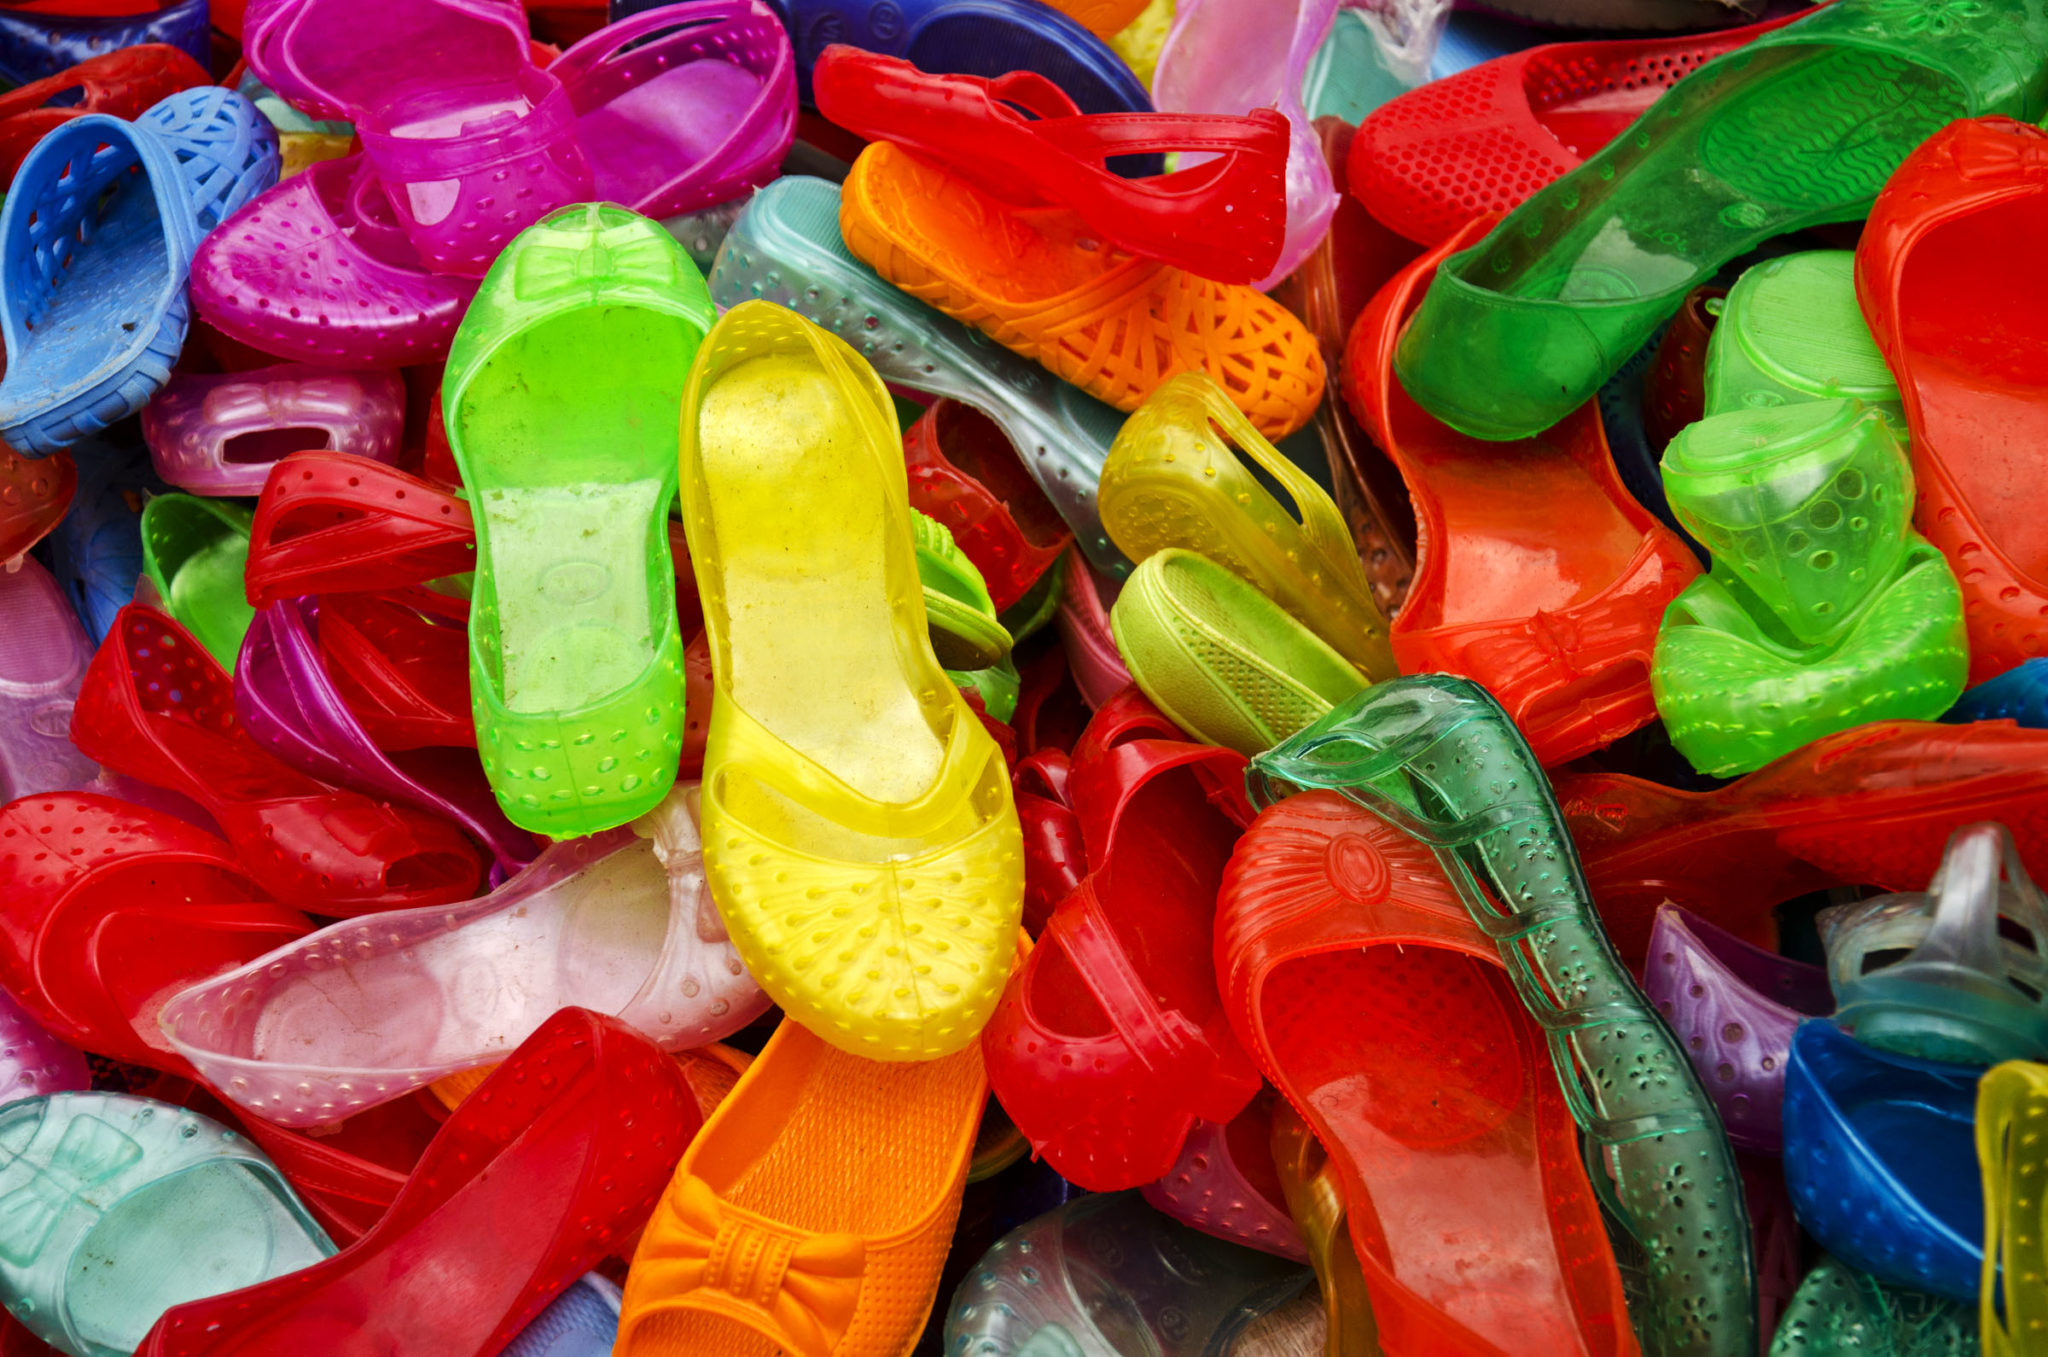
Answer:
[[1055, 553, 1134, 711], [142, 364, 406, 497]]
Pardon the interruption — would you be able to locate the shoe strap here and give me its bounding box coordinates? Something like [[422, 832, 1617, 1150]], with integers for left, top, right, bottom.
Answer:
[[247, 453, 477, 606]]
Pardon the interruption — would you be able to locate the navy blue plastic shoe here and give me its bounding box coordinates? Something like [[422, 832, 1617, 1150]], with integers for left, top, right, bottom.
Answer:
[[500, 1275, 621, 1357], [47, 433, 166, 644], [0, 86, 278, 457], [1781, 1019, 1984, 1304], [614, 0, 1154, 113], [0, 0, 209, 87], [1947, 659, 2048, 729]]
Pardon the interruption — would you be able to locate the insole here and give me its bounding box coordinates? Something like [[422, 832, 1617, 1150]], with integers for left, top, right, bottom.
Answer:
[[20, 148, 169, 391], [697, 352, 943, 805]]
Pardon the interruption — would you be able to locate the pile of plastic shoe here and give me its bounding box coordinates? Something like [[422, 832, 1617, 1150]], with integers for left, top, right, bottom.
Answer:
[[0, 0, 2044, 1353]]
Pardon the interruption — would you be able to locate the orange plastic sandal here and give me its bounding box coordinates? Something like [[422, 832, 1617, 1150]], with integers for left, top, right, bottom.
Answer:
[[616, 1015, 986, 1357], [839, 142, 1325, 441]]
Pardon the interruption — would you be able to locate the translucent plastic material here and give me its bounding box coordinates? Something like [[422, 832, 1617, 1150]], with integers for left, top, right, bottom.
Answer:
[[1140, 1097, 1307, 1263], [1642, 906, 1831, 1153], [1215, 790, 1637, 1356], [1703, 251, 1902, 435], [1248, 676, 1756, 1357], [0, 45, 209, 188], [1768, 1255, 1976, 1357], [444, 203, 712, 838], [618, 1012, 985, 1356], [0, 989, 87, 1108], [1819, 822, 2048, 1066], [0, 558, 101, 802], [1269, 1099, 1380, 1357], [1979, 1060, 2048, 1356], [1109, 549, 1368, 757], [0, 0, 208, 90], [1152, 0, 1336, 290], [1652, 399, 1968, 775], [1099, 372, 1395, 681], [0, 447, 73, 568], [1950, 658, 2048, 728], [679, 301, 1023, 1061], [141, 1009, 699, 1357], [0, 1093, 332, 1357], [1054, 554, 1134, 713], [984, 690, 1260, 1191], [245, 452, 478, 608], [142, 366, 405, 499], [708, 176, 1131, 576], [1780, 1019, 1983, 1304], [502, 1275, 622, 1357], [944, 1191, 1312, 1357], [1392, 0, 2048, 441], [903, 401, 1072, 616], [138, 494, 256, 672], [913, 509, 1013, 673]]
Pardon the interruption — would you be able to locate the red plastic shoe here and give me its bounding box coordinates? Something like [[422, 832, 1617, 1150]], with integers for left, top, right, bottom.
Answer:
[[1014, 746, 1084, 936], [316, 588, 476, 751], [1349, 15, 1791, 247], [982, 688, 1261, 1191], [140, 1008, 700, 1357], [1216, 791, 1638, 1357], [246, 453, 478, 609], [70, 606, 485, 916], [0, 792, 310, 1077], [0, 443, 74, 565], [1558, 720, 2048, 968], [0, 44, 210, 186], [1345, 222, 1699, 766], [1857, 116, 2048, 682], [233, 1094, 440, 1247], [904, 399, 1072, 615], [813, 45, 1289, 286]]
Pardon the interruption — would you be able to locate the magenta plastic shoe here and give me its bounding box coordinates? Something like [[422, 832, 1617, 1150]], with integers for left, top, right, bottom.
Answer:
[[0, 986, 89, 1106], [234, 596, 539, 882], [191, 154, 480, 368], [0, 557, 102, 801], [1056, 553, 1133, 711], [1141, 1111, 1309, 1263], [142, 365, 406, 497], [1642, 905, 1832, 1153], [1152, 0, 1338, 291], [157, 784, 770, 1127], [551, 0, 795, 220]]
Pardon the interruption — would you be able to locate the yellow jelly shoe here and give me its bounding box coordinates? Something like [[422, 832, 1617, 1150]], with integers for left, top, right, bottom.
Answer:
[[679, 300, 1025, 1062], [1980, 1059, 2048, 1356], [1100, 371, 1396, 680]]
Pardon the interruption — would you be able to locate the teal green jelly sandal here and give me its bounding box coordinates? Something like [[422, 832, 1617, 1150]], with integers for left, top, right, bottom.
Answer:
[[444, 203, 715, 838], [1248, 674, 1757, 1357], [1393, 0, 2048, 441], [0, 1092, 332, 1357], [139, 493, 255, 672], [1768, 1255, 1976, 1356], [1703, 250, 1904, 437]]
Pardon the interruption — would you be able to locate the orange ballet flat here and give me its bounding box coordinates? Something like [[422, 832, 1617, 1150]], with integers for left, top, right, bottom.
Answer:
[[839, 140, 1325, 441], [616, 1016, 986, 1357]]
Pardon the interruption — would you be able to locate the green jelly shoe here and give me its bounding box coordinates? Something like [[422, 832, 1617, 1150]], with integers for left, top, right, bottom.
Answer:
[[139, 494, 255, 672], [1249, 675, 1757, 1357], [0, 1093, 333, 1357], [914, 508, 1012, 671], [1768, 1256, 1976, 1356], [1652, 399, 1968, 777], [444, 203, 714, 839], [1703, 250, 1904, 437], [1110, 548, 1367, 756], [947, 654, 1021, 724], [1393, 0, 2048, 441]]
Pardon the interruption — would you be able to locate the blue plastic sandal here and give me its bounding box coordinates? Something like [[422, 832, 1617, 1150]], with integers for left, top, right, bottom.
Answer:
[[0, 86, 279, 456], [501, 1274, 623, 1357], [46, 434, 165, 645], [1948, 658, 2048, 729], [0, 0, 209, 87]]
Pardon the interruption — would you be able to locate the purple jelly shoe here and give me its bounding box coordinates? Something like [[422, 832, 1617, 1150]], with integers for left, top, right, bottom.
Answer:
[[233, 595, 539, 882], [551, 1, 796, 221], [0, 557, 102, 801], [142, 365, 406, 497], [191, 154, 480, 368], [0, 985, 89, 1105], [1642, 905, 1832, 1153], [1140, 1099, 1309, 1263]]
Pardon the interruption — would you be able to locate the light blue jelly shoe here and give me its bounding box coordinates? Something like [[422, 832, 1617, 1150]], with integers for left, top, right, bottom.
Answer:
[[502, 1273, 622, 1357]]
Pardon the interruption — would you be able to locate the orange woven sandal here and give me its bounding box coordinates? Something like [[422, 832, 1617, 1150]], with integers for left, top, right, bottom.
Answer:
[[839, 141, 1326, 441], [615, 1017, 986, 1356]]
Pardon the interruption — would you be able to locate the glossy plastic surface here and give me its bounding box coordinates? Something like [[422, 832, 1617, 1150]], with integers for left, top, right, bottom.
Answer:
[[0, 1092, 332, 1357], [0, 0, 208, 88], [502, 1275, 622, 1357], [1981, 1060, 2048, 1356], [1140, 1096, 1307, 1263], [0, 88, 279, 457], [1248, 676, 1756, 1357], [246, 452, 478, 608], [143, 366, 406, 498], [1780, 1019, 1983, 1303], [1642, 906, 1830, 1153], [1768, 1255, 1976, 1357], [139, 494, 255, 673], [1347, 225, 1699, 766], [945, 1191, 1312, 1357], [1652, 400, 1968, 776], [0, 988, 88, 1109], [0, 558, 101, 802], [1054, 554, 1133, 712], [1704, 251, 1902, 434], [1643, 285, 1723, 458], [1100, 372, 1395, 681], [840, 140, 1326, 442], [0, 45, 208, 188], [912, 509, 1012, 673], [1151, 0, 1335, 290], [0, 447, 73, 568], [445, 203, 710, 838], [680, 301, 1022, 1061], [1561, 719, 2048, 966], [904, 401, 1071, 616], [1268, 1099, 1381, 1357], [317, 589, 478, 752], [1216, 789, 1637, 1356], [1858, 116, 2048, 683], [142, 1009, 698, 1356], [708, 176, 1131, 576], [162, 785, 766, 1126], [1393, 0, 2048, 441], [1950, 658, 2048, 728], [1820, 822, 2048, 1065], [617, 1011, 985, 1356], [70, 605, 485, 916], [1110, 549, 1367, 757], [984, 690, 1259, 1191], [814, 46, 1286, 285]]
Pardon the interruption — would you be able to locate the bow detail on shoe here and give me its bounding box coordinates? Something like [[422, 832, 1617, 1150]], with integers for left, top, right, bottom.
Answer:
[[0, 1114, 142, 1261], [513, 222, 678, 301]]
